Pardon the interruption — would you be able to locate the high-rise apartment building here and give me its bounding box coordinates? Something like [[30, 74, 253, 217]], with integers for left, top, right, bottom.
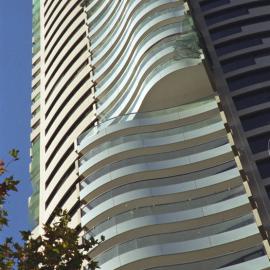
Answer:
[[187, 0, 270, 234], [29, 0, 270, 269]]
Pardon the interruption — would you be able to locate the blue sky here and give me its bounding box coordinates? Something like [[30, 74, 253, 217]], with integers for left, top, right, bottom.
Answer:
[[0, 1, 33, 241]]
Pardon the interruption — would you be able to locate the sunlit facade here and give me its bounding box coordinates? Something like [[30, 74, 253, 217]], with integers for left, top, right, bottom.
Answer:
[[29, 0, 270, 269]]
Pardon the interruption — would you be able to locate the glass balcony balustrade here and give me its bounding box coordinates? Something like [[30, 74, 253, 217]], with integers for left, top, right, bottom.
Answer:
[[79, 115, 221, 168], [81, 166, 240, 215], [81, 174, 243, 219], [83, 183, 244, 237], [94, 214, 254, 267], [93, 7, 187, 76], [77, 96, 215, 146]]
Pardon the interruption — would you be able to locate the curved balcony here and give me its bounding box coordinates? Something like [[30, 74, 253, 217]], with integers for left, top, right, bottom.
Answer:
[[85, 0, 105, 19], [96, 33, 201, 118], [77, 96, 217, 150], [89, 1, 124, 44], [81, 167, 241, 215], [83, 183, 247, 233], [99, 57, 202, 119], [94, 222, 261, 270], [79, 116, 224, 178], [142, 255, 270, 270], [78, 97, 231, 216], [90, 1, 131, 51], [94, 213, 254, 263], [83, 163, 243, 230], [95, 24, 186, 99], [86, 0, 203, 120], [91, 0, 184, 62], [78, 90, 263, 269], [81, 180, 245, 229], [93, 5, 187, 78], [88, 1, 116, 35], [80, 139, 232, 194]]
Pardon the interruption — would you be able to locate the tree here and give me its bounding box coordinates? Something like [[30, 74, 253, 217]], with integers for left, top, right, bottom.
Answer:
[[0, 149, 20, 270], [0, 149, 20, 229], [0, 151, 102, 270]]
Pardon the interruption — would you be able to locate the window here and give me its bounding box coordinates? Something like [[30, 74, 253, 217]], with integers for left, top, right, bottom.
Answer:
[[248, 132, 270, 154], [221, 55, 255, 73], [210, 26, 241, 41], [241, 109, 270, 131], [257, 158, 270, 179], [233, 88, 270, 110], [215, 37, 262, 56], [227, 67, 270, 91], [205, 7, 248, 26], [200, 0, 230, 12]]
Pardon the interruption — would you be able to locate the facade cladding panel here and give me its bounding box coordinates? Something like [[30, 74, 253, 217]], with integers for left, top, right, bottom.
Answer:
[[29, 0, 270, 269], [187, 0, 270, 233]]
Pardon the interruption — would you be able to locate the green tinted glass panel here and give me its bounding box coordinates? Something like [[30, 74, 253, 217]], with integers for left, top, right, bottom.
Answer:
[[29, 137, 40, 226], [32, 0, 40, 56]]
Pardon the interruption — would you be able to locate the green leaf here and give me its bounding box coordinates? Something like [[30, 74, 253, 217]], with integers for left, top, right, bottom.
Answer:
[[6, 261, 14, 268], [5, 237, 13, 244], [20, 231, 31, 241], [9, 149, 19, 160], [11, 210, 101, 270]]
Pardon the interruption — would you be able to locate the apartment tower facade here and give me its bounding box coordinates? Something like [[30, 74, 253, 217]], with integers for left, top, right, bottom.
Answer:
[[187, 0, 270, 233], [29, 0, 270, 269]]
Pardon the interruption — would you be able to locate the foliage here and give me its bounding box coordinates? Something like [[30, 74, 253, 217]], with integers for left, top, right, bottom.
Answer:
[[0, 150, 20, 269], [0, 151, 102, 270], [13, 210, 102, 270], [0, 149, 20, 229]]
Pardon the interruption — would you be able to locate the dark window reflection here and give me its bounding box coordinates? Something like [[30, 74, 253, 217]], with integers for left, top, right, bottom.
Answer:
[[257, 158, 270, 178], [221, 56, 255, 73], [216, 37, 262, 56], [210, 26, 241, 41], [234, 88, 270, 110], [200, 0, 230, 12], [241, 109, 270, 131], [205, 8, 248, 26], [248, 132, 270, 154], [228, 68, 270, 91]]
